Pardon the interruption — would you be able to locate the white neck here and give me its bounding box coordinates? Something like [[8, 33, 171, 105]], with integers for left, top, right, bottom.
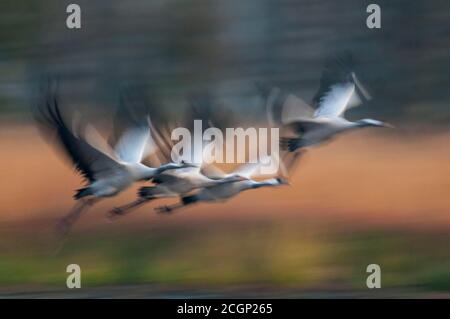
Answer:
[[130, 163, 156, 180]]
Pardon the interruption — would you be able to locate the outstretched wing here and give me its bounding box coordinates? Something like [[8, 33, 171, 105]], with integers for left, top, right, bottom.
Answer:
[[313, 82, 356, 118], [313, 54, 370, 118], [123, 87, 178, 166], [283, 118, 325, 135], [278, 150, 305, 179], [257, 82, 314, 127], [35, 84, 122, 182], [151, 172, 184, 185], [110, 88, 158, 164], [161, 92, 235, 167], [186, 91, 236, 132], [200, 164, 227, 180], [114, 125, 151, 164], [231, 161, 266, 179]]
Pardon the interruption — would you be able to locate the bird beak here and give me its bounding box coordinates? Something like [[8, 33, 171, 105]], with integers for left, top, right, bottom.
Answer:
[[383, 122, 395, 128]]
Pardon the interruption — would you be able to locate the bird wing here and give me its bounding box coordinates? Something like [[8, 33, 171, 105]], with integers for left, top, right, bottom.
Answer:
[[283, 118, 325, 135], [153, 93, 229, 169], [114, 125, 151, 164], [200, 164, 227, 179], [146, 92, 214, 166], [312, 54, 370, 118], [231, 161, 265, 179], [282, 94, 315, 123], [133, 90, 178, 165], [186, 91, 236, 132], [35, 86, 123, 182], [149, 120, 175, 164], [278, 150, 305, 179], [151, 172, 183, 185], [313, 82, 356, 118], [257, 82, 284, 127], [257, 82, 314, 127], [110, 88, 158, 164]]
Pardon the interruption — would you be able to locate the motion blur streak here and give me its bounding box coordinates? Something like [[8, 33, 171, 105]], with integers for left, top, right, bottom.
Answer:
[[1, 127, 448, 225]]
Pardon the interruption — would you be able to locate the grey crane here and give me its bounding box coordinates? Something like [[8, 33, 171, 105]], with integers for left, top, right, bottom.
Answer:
[[264, 55, 392, 152], [35, 84, 188, 234]]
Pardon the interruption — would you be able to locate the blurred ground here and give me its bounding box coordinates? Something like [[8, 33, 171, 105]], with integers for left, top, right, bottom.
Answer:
[[0, 124, 449, 297]]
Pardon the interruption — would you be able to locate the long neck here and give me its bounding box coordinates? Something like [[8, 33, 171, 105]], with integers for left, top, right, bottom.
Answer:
[[250, 178, 279, 189], [155, 163, 178, 175], [198, 176, 240, 188], [215, 175, 242, 185], [355, 120, 373, 128], [132, 163, 157, 180]]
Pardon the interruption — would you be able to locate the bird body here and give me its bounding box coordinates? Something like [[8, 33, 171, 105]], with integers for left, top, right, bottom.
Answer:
[[140, 167, 219, 198], [156, 177, 287, 214], [142, 172, 242, 198], [194, 178, 283, 202], [111, 164, 245, 216], [284, 117, 354, 145], [35, 84, 188, 234], [153, 154, 288, 214], [76, 162, 180, 199], [265, 55, 391, 152]]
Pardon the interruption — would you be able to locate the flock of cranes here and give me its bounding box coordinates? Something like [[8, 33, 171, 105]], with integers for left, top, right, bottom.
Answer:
[[35, 55, 391, 236]]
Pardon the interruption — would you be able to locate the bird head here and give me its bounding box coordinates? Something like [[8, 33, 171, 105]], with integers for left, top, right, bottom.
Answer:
[[356, 119, 394, 128]]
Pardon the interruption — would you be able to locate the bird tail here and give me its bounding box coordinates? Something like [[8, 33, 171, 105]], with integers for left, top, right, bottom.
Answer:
[[280, 137, 305, 152], [181, 195, 199, 205], [74, 187, 93, 200], [138, 186, 158, 199]]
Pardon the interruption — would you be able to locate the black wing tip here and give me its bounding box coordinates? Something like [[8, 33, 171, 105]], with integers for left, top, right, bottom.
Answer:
[[138, 186, 152, 198], [34, 77, 68, 132], [324, 52, 357, 72], [182, 195, 198, 205], [116, 86, 151, 127], [254, 81, 274, 99], [74, 187, 92, 199], [312, 52, 358, 105], [186, 90, 214, 122], [280, 137, 304, 152]]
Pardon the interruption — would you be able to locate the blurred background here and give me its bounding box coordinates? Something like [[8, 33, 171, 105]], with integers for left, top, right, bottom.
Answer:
[[0, 0, 449, 297]]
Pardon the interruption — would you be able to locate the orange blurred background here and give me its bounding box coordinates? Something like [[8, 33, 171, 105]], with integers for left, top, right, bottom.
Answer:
[[2, 124, 448, 229]]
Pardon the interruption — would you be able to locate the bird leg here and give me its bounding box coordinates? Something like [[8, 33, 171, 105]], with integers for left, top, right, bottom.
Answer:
[[155, 202, 189, 214], [282, 149, 305, 176], [108, 198, 151, 220], [56, 198, 99, 237], [280, 137, 305, 152]]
